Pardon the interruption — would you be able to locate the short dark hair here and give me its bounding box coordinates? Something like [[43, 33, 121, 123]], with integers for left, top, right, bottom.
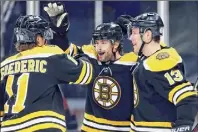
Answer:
[[117, 41, 124, 55], [153, 35, 160, 43]]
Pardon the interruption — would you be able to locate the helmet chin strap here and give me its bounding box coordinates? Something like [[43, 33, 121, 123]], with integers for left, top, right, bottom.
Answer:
[[138, 32, 152, 57], [112, 49, 117, 61], [111, 40, 120, 62]]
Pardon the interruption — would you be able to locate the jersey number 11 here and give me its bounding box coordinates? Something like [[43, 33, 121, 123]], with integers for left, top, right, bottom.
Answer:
[[4, 73, 29, 114]]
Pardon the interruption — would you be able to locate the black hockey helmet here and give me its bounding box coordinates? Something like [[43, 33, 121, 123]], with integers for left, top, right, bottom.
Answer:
[[92, 22, 123, 45], [14, 15, 53, 44], [127, 12, 164, 56], [128, 12, 164, 38]]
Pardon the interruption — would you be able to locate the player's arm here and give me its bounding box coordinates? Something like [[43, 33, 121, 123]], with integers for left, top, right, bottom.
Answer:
[[50, 29, 69, 51], [44, 2, 70, 51], [48, 53, 93, 85], [44, 2, 94, 59], [65, 43, 83, 57], [149, 63, 197, 131]]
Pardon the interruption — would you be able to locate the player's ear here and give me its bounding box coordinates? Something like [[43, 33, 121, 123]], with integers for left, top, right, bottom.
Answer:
[[143, 30, 152, 43], [113, 41, 120, 52], [36, 35, 46, 46]]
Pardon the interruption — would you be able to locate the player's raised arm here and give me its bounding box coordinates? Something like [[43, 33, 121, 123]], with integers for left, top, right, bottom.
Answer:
[[44, 2, 97, 60], [44, 2, 70, 51]]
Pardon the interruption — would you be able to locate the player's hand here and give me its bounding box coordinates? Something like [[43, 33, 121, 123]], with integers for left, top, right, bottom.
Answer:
[[44, 2, 69, 35], [115, 15, 133, 36]]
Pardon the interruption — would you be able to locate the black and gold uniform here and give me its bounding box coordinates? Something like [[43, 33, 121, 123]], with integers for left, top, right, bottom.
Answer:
[[66, 43, 137, 132], [0, 45, 93, 132], [130, 47, 198, 132], [0, 84, 4, 128]]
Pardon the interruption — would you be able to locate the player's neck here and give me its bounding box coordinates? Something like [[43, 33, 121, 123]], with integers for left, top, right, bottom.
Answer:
[[142, 42, 161, 57], [111, 51, 121, 61]]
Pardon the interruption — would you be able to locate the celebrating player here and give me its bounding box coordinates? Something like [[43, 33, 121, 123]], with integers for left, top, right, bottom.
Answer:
[[0, 15, 93, 132], [44, 2, 137, 131], [128, 12, 198, 132]]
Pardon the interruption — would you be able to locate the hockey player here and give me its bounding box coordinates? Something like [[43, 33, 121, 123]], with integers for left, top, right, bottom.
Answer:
[[127, 12, 198, 132], [0, 15, 93, 132], [44, 3, 137, 131]]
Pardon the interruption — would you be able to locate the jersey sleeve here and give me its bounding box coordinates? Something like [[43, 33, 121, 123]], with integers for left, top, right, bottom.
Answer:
[[65, 43, 97, 59], [48, 53, 93, 85], [65, 43, 83, 57], [50, 32, 69, 51], [149, 63, 198, 126]]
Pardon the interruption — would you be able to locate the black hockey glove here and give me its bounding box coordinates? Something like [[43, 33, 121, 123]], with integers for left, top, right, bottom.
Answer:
[[115, 15, 133, 35], [44, 2, 69, 35]]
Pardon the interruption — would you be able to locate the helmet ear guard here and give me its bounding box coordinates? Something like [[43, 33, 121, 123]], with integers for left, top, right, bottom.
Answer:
[[14, 28, 36, 44], [14, 28, 53, 44], [43, 28, 53, 40], [14, 15, 53, 45]]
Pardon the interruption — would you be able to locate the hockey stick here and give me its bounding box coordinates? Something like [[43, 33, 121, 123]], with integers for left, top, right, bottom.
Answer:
[[58, 84, 78, 130]]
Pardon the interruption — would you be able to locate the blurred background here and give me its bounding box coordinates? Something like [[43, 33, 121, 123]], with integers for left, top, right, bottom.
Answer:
[[1, 1, 198, 131]]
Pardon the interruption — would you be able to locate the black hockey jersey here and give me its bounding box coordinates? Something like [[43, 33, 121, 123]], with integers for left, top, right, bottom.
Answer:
[[130, 46, 198, 132], [0, 45, 93, 132], [0, 86, 3, 127], [66, 44, 138, 132]]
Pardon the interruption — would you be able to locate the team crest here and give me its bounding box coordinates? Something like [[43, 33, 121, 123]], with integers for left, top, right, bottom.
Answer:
[[92, 76, 121, 109], [156, 52, 169, 60]]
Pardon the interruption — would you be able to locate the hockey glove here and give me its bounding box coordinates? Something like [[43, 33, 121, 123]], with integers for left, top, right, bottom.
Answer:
[[44, 2, 69, 35], [115, 15, 133, 35]]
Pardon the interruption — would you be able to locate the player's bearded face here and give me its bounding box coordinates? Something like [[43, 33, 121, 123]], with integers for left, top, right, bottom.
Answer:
[[129, 28, 143, 55], [95, 40, 114, 62]]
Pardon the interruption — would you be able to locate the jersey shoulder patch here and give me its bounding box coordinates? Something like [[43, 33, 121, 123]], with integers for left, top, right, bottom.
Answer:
[[114, 52, 137, 66], [143, 47, 182, 72]]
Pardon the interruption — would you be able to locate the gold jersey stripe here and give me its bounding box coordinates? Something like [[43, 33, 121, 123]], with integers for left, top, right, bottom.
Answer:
[[16, 123, 66, 132], [168, 82, 191, 103], [86, 62, 93, 84], [0, 111, 4, 116], [81, 124, 107, 132], [84, 113, 130, 126], [131, 116, 172, 128], [176, 91, 197, 104], [73, 61, 87, 84], [2, 111, 65, 126]]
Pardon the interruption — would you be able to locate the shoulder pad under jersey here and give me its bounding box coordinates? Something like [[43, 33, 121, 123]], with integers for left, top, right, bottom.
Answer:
[[143, 47, 182, 72]]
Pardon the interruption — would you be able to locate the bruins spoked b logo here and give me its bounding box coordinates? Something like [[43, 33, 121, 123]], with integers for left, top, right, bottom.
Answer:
[[93, 76, 121, 109]]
